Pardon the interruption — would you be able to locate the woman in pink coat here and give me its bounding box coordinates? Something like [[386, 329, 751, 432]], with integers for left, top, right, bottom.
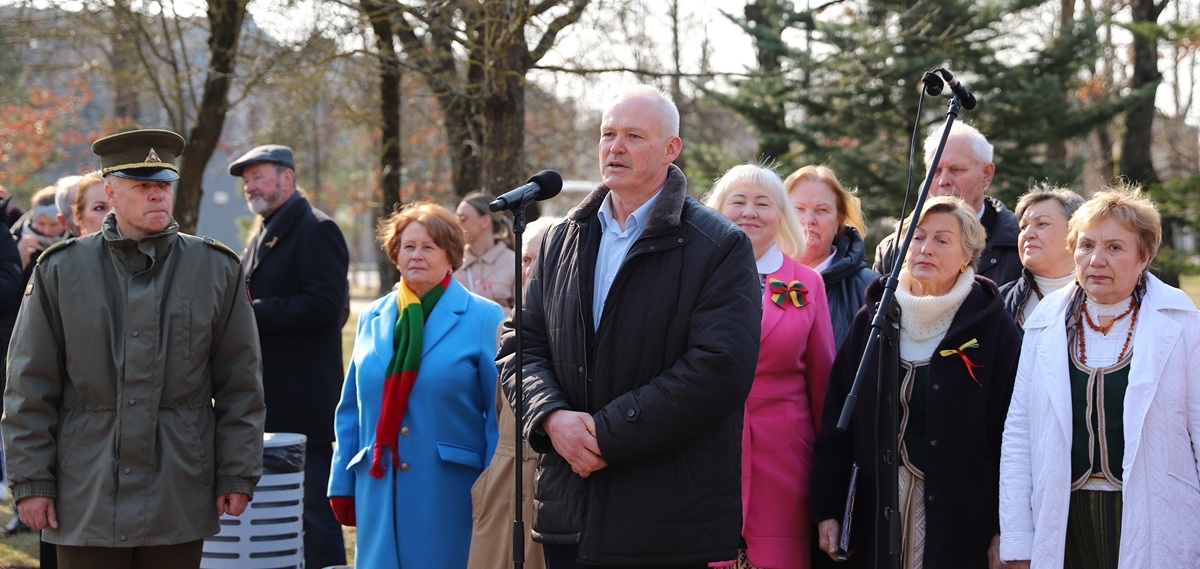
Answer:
[[707, 164, 837, 569]]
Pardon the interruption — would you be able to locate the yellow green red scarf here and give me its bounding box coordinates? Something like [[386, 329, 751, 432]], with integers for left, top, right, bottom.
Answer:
[[369, 274, 450, 479]]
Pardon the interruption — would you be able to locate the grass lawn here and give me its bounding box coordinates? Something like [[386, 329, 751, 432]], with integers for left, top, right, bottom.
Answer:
[[1180, 274, 1200, 306], [0, 496, 39, 569]]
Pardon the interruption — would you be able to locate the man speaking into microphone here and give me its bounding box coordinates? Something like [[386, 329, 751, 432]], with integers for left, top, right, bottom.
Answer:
[[497, 84, 761, 568]]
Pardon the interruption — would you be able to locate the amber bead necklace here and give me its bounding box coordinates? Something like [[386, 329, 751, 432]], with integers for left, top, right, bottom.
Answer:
[[1077, 296, 1139, 365]]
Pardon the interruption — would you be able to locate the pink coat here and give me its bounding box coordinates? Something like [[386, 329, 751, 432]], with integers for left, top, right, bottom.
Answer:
[[742, 258, 836, 569]]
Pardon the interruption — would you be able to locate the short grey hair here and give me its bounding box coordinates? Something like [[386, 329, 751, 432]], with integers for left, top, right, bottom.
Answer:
[[607, 85, 680, 139], [924, 121, 993, 166], [1014, 183, 1085, 220]]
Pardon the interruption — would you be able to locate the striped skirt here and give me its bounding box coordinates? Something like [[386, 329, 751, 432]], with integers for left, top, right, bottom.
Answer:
[[1064, 490, 1122, 569]]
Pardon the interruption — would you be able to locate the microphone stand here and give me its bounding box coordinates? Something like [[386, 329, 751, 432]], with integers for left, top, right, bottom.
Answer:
[[505, 198, 531, 569], [834, 92, 968, 569]]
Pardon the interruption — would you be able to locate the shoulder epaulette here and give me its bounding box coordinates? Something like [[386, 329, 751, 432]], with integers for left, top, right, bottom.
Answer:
[[36, 237, 76, 264], [202, 236, 240, 261]]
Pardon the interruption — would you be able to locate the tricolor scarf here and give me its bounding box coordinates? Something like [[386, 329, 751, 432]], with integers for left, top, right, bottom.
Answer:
[[369, 274, 450, 479]]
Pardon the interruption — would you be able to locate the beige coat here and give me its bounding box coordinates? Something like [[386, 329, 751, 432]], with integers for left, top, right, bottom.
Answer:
[[454, 242, 516, 309], [467, 379, 543, 569], [2, 217, 265, 547]]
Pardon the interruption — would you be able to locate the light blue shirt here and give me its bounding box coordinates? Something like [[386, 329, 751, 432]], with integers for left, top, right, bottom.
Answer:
[[593, 188, 663, 329]]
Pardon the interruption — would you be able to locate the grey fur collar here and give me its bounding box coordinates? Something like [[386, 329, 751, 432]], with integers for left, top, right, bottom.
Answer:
[[567, 164, 687, 234]]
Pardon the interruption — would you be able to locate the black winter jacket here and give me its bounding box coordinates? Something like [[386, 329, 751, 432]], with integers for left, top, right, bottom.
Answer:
[[821, 226, 880, 351], [809, 276, 1020, 569], [498, 165, 761, 565], [874, 196, 1021, 285], [999, 267, 1034, 328]]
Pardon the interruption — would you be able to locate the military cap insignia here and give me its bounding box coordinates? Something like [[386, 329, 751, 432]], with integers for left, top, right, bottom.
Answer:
[[146, 148, 161, 163]]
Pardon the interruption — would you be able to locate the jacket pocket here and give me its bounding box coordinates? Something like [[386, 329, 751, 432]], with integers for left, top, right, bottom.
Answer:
[[346, 446, 371, 471], [58, 411, 111, 474], [1167, 469, 1200, 493], [166, 409, 214, 485], [436, 442, 484, 470]]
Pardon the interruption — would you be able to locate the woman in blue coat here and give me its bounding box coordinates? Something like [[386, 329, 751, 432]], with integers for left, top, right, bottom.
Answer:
[[329, 202, 503, 568]]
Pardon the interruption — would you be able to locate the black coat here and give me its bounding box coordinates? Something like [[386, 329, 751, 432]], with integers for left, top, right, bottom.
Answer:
[[0, 222, 24, 389], [821, 226, 880, 351], [498, 165, 761, 565], [809, 276, 1020, 569], [242, 192, 349, 445], [998, 267, 1034, 328], [874, 196, 1021, 286]]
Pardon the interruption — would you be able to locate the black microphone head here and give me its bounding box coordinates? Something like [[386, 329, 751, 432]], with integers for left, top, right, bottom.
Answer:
[[527, 170, 563, 201], [921, 71, 944, 96]]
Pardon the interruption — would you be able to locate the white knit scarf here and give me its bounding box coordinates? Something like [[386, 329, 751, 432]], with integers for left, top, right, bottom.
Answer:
[[895, 268, 975, 361]]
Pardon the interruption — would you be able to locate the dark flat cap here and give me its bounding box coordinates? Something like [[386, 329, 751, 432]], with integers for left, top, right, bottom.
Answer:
[[92, 129, 186, 182], [228, 145, 295, 177]]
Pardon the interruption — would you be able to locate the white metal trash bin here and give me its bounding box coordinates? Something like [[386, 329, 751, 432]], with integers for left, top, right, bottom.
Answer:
[[201, 432, 307, 569]]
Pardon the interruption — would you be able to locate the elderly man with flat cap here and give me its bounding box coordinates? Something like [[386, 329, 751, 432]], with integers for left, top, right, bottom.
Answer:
[[228, 144, 349, 568], [1, 128, 266, 569]]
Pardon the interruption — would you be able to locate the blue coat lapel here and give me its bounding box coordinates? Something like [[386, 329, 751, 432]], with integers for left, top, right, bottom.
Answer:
[[423, 278, 468, 357], [364, 278, 470, 370]]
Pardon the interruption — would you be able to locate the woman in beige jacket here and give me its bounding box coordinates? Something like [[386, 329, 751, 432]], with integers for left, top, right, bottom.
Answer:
[[455, 192, 516, 309], [467, 215, 560, 569]]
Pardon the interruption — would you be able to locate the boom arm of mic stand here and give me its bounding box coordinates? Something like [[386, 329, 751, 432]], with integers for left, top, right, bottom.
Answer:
[[835, 95, 964, 432], [833, 96, 963, 568]]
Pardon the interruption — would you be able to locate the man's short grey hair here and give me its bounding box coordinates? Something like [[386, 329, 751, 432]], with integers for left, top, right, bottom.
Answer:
[[924, 121, 993, 166], [607, 85, 680, 139]]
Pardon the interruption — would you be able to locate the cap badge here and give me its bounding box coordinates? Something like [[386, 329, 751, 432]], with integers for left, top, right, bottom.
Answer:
[[146, 148, 161, 163]]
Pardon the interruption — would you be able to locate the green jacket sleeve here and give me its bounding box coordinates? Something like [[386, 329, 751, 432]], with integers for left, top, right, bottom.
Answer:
[[209, 262, 266, 496], [2, 263, 66, 501]]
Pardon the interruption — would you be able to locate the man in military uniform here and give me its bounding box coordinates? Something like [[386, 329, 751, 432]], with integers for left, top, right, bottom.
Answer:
[[2, 128, 266, 569]]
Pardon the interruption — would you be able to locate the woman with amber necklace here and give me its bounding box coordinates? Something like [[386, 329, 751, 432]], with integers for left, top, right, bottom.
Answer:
[[1000, 186, 1200, 567]]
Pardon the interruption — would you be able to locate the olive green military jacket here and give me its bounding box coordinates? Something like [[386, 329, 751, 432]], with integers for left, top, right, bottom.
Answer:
[[2, 215, 266, 547]]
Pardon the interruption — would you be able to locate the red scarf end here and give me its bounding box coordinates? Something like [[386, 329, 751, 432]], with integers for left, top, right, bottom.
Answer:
[[368, 444, 400, 479]]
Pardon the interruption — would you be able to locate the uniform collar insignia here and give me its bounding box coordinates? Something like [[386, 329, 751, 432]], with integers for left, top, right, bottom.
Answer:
[[265, 236, 279, 248]]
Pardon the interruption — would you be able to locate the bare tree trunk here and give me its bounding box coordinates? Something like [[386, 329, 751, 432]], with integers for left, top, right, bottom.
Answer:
[[1119, 0, 1167, 188], [668, 0, 687, 171], [106, 0, 142, 122], [362, 0, 402, 293], [384, 0, 588, 200], [743, 0, 790, 161], [1048, 0, 1076, 161], [175, 0, 246, 234]]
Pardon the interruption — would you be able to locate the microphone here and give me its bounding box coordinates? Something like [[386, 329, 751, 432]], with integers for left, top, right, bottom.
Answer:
[[489, 170, 564, 212], [921, 71, 944, 96], [937, 68, 977, 110]]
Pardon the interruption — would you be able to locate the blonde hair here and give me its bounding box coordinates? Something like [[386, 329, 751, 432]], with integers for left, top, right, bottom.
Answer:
[[705, 163, 804, 259], [1066, 183, 1161, 263], [900, 195, 987, 269], [73, 171, 105, 221], [783, 164, 868, 237]]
